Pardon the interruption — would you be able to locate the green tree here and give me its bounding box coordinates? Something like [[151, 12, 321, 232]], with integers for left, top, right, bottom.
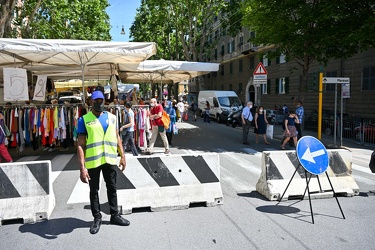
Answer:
[[130, 0, 226, 62], [1, 0, 111, 40], [242, 0, 375, 98]]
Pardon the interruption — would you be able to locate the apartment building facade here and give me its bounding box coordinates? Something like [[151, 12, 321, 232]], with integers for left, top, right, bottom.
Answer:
[[191, 25, 375, 120]]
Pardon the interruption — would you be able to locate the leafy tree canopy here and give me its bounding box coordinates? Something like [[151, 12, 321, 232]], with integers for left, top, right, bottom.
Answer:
[[242, 0, 375, 65], [130, 0, 226, 61], [241, 0, 375, 95], [1, 0, 111, 40]]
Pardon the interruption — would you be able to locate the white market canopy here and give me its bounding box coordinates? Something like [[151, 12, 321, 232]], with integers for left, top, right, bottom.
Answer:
[[0, 38, 157, 81], [118, 60, 220, 84]]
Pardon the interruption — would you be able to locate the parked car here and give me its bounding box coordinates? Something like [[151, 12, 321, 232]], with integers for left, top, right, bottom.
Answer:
[[265, 109, 286, 125], [354, 123, 375, 143], [59, 95, 82, 104], [58, 90, 83, 104]]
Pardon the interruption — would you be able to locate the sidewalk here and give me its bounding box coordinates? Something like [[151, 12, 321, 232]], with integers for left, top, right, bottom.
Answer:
[[271, 124, 370, 150]]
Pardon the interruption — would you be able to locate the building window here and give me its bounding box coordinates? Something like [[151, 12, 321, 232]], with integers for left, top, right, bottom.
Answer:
[[363, 66, 375, 90], [239, 59, 243, 72], [215, 30, 219, 40], [214, 49, 218, 60], [261, 83, 268, 94], [325, 71, 337, 92], [238, 35, 243, 48], [308, 72, 319, 91], [263, 55, 267, 66], [238, 82, 243, 94], [229, 84, 233, 91], [276, 54, 286, 64], [249, 57, 255, 69], [221, 45, 225, 56], [275, 77, 289, 94], [250, 31, 256, 47], [220, 64, 224, 75], [228, 39, 235, 53], [230, 62, 233, 74]]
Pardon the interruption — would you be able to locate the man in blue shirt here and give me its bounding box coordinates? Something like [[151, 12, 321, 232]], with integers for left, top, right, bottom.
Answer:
[[77, 90, 129, 235], [295, 101, 304, 140], [241, 101, 253, 145]]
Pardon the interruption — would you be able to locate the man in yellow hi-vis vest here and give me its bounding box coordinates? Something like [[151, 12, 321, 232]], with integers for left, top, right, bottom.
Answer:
[[77, 90, 128, 234]]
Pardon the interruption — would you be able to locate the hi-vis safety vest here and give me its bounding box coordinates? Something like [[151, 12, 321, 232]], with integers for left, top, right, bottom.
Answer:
[[83, 111, 118, 169]]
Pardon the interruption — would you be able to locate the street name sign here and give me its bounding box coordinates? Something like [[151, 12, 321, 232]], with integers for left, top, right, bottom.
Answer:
[[322, 77, 350, 84]]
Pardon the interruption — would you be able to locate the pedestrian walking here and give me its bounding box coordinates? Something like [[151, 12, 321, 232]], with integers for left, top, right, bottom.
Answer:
[[190, 100, 198, 121], [254, 106, 270, 145], [164, 100, 176, 146], [76, 90, 129, 235], [0, 107, 12, 163], [203, 101, 211, 124], [176, 100, 185, 122], [241, 101, 254, 145], [144, 98, 170, 155], [281, 111, 299, 149], [120, 101, 139, 156], [295, 100, 304, 140]]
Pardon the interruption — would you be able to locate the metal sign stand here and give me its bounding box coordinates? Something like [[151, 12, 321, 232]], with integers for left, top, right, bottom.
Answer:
[[277, 163, 345, 224]]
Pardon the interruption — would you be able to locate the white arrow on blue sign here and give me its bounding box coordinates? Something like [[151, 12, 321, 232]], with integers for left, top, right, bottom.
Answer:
[[296, 136, 329, 175]]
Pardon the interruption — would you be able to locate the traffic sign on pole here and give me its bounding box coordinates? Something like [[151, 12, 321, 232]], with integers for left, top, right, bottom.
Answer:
[[296, 136, 329, 175], [253, 62, 268, 75]]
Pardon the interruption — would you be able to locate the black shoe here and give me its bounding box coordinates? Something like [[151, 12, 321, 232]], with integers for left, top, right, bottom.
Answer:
[[110, 214, 130, 226], [90, 217, 102, 234], [243, 142, 250, 145]]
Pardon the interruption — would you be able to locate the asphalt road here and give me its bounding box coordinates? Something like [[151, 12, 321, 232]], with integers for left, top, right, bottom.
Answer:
[[1, 118, 374, 250]]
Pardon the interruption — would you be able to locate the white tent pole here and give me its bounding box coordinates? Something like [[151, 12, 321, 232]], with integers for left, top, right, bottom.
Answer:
[[160, 73, 163, 102], [81, 64, 86, 103]]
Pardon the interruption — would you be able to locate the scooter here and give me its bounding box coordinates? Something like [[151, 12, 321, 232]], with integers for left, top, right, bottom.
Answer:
[[226, 107, 243, 128]]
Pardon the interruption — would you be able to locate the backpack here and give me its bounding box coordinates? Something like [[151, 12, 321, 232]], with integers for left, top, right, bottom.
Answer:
[[191, 102, 197, 111], [370, 151, 375, 173], [161, 110, 170, 130], [121, 110, 130, 135]]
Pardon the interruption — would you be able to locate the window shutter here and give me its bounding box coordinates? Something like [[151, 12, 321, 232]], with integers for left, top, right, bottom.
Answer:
[[285, 77, 289, 94], [268, 58, 271, 66], [267, 79, 271, 94], [275, 78, 279, 94]]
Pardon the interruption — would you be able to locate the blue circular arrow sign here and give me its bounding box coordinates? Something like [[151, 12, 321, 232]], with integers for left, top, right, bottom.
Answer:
[[296, 136, 329, 175]]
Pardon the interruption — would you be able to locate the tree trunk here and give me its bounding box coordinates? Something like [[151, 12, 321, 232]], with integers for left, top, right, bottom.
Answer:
[[0, 0, 17, 38]]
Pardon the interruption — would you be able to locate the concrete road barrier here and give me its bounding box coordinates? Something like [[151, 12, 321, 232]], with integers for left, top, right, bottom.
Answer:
[[256, 149, 359, 201], [116, 153, 223, 214], [0, 161, 55, 225]]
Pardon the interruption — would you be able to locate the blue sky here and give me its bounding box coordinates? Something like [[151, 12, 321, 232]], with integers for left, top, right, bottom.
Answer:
[[107, 0, 141, 42]]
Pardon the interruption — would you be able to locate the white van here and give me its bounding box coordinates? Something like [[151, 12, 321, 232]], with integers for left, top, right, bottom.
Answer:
[[198, 90, 242, 122]]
